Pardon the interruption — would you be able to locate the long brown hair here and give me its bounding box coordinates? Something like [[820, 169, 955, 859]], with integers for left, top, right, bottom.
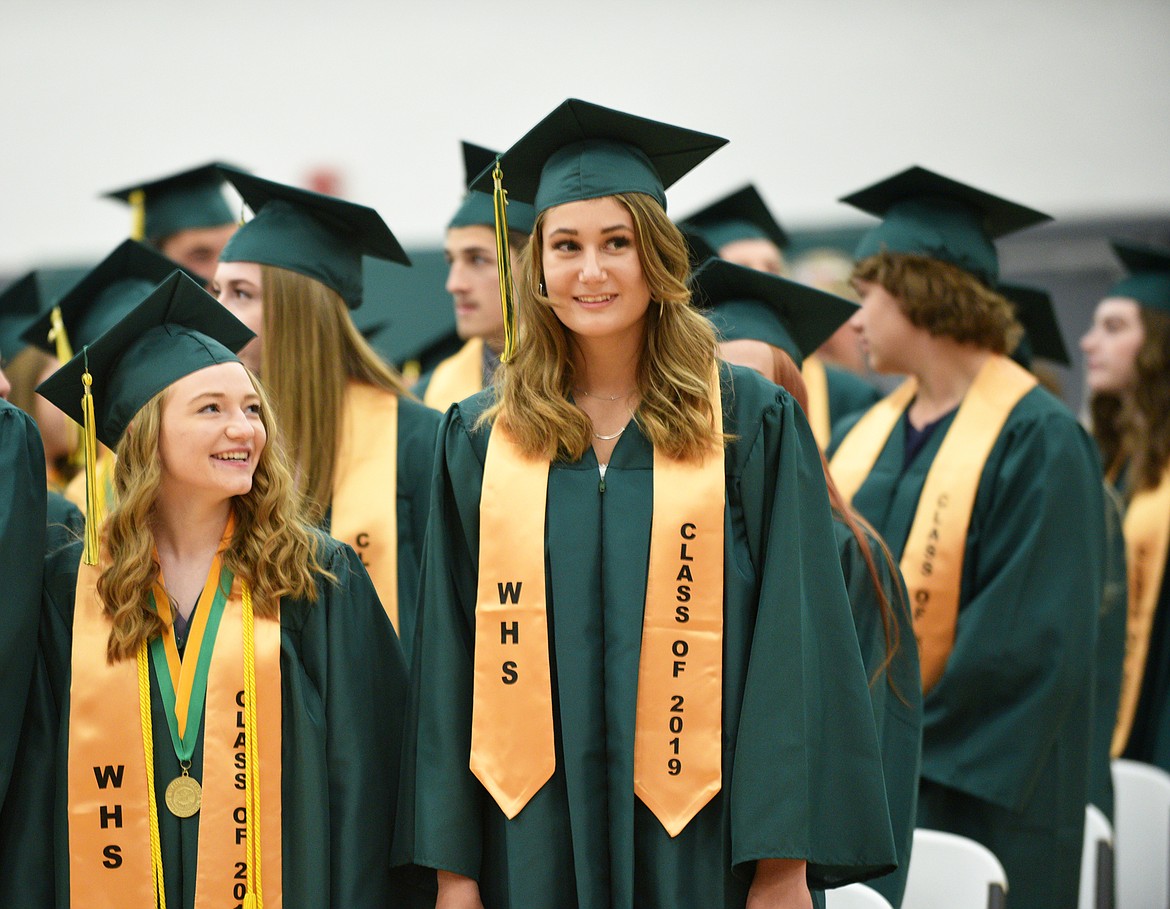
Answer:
[[97, 369, 329, 662], [771, 348, 905, 690], [259, 265, 413, 522], [1097, 308, 1170, 495], [483, 192, 724, 462]]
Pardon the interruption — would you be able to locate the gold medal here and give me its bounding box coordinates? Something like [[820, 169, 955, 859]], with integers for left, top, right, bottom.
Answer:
[[164, 768, 202, 818]]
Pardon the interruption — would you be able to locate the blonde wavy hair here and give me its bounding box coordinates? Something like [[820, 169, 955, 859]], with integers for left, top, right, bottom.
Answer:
[[483, 192, 723, 462], [259, 265, 413, 522], [97, 368, 329, 662]]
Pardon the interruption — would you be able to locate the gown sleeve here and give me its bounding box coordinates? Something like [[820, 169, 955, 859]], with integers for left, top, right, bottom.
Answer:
[[729, 387, 897, 888], [920, 408, 1105, 812]]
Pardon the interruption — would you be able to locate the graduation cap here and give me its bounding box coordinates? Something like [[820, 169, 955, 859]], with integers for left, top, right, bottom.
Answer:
[[357, 251, 457, 371], [1000, 283, 1070, 367], [21, 240, 196, 364], [691, 258, 859, 368], [679, 184, 789, 254], [469, 98, 728, 213], [1, 273, 56, 364], [217, 165, 410, 309], [37, 270, 253, 563], [104, 162, 236, 242], [448, 141, 537, 234], [1108, 240, 1170, 314], [840, 165, 1051, 286]]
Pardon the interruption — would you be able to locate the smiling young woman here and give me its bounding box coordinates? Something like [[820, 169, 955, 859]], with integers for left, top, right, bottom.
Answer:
[[394, 100, 896, 909], [15, 272, 410, 909]]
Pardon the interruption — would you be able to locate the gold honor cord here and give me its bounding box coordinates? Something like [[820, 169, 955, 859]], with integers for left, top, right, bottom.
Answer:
[[492, 161, 517, 363], [129, 189, 146, 242], [1113, 467, 1170, 754], [138, 645, 167, 908], [81, 350, 101, 565]]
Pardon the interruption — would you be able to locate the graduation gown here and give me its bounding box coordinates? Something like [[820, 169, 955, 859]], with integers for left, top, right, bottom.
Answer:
[[1092, 486, 1126, 817], [7, 532, 410, 909], [835, 522, 922, 908], [0, 401, 47, 805], [395, 364, 896, 909], [325, 394, 439, 665], [830, 387, 1105, 909]]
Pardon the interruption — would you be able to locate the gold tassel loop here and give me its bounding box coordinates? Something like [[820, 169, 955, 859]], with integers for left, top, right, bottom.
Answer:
[[492, 161, 517, 363], [81, 354, 101, 565], [129, 189, 147, 242]]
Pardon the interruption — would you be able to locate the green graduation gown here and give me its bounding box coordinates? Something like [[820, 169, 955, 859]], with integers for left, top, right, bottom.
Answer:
[[830, 386, 1105, 909], [395, 364, 896, 909], [6, 532, 410, 909], [1092, 487, 1126, 818], [825, 364, 881, 429], [835, 522, 922, 908], [0, 401, 47, 804], [325, 395, 439, 665]]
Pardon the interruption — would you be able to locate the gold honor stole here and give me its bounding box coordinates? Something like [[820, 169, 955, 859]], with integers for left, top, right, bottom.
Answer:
[[830, 356, 1036, 692], [471, 379, 725, 836], [423, 337, 485, 412], [332, 381, 400, 631], [1112, 466, 1170, 755], [67, 546, 283, 908], [801, 354, 832, 450]]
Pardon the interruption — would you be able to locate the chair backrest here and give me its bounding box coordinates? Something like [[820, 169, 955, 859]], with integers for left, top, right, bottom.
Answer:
[[1079, 803, 1115, 909], [901, 828, 1008, 909], [824, 883, 895, 909], [1112, 759, 1170, 909]]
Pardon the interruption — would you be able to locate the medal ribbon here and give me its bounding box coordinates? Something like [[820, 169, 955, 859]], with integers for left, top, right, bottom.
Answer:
[[472, 371, 725, 837], [331, 381, 400, 631], [1112, 465, 1170, 754], [68, 537, 283, 908], [423, 337, 485, 412], [830, 356, 1035, 692], [801, 354, 832, 450]]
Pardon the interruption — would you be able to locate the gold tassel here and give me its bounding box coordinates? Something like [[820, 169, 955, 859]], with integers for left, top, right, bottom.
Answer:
[[129, 189, 146, 242], [492, 161, 517, 363], [48, 306, 74, 365], [402, 359, 421, 385], [81, 353, 101, 565]]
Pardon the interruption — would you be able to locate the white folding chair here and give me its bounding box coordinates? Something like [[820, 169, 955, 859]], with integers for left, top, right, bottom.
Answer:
[[1079, 803, 1115, 909], [824, 883, 895, 909], [901, 828, 1008, 909], [1112, 759, 1170, 909]]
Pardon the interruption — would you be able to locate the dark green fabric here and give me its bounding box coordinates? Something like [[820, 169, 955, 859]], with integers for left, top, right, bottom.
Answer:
[[35, 271, 253, 450], [829, 387, 1106, 909], [1093, 486, 1127, 819], [0, 403, 47, 803], [1000, 283, 1070, 366], [1110, 240, 1170, 313], [824, 366, 881, 432], [6, 532, 410, 909], [680, 184, 789, 252], [105, 162, 235, 241], [395, 364, 896, 908], [834, 522, 922, 908], [322, 396, 440, 666], [447, 190, 536, 234]]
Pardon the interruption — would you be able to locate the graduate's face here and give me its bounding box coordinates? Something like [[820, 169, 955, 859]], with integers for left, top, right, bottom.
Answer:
[[1081, 297, 1144, 395], [719, 238, 786, 277], [159, 225, 238, 284], [157, 362, 266, 504], [0, 363, 10, 400], [850, 279, 919, 374], [212, 261, 264, 375], [445, 225, 507, 349], [541, 197, 651, 344]]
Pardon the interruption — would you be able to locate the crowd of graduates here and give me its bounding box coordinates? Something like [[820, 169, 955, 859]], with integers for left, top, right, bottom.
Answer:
[[0, 98, 1168, 909]]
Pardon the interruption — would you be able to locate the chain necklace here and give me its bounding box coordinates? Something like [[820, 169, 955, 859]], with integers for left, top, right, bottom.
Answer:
[[593, 410, 635, 441], [575, 387, 634, 401]]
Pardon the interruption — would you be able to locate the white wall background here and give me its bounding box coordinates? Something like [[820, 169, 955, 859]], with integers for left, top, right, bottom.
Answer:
[[2, 0, 1168, 272]]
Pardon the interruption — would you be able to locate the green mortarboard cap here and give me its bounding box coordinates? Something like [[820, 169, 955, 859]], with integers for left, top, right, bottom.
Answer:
[[680, 184, 789, 253], [691, 257, 859, 368], [448, 141, 536, 234], [357, 252, 456, 368], [1108, 240, 1170, 314], [104, 162, 235, 242], [470, 98, 727, 214], [841, 165, 1051, 286], [0, 273, 43, 364], [36, 271, 254, 450], [217, 165, 410, 309], [21, 240, 197, 358], [999, 283, 1069, 367]]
